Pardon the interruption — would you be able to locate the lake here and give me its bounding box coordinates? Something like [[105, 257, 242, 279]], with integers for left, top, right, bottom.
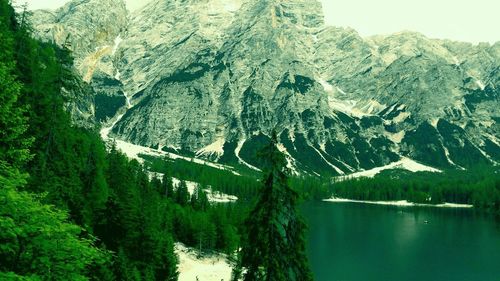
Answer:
[[303, 202, 500, 281]]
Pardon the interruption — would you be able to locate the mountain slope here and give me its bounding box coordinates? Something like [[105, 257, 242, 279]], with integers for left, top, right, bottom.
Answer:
[[32, 0, 500, 176]]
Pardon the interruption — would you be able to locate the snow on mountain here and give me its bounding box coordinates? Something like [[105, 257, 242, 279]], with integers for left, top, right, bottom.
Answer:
[[32, 0, 500, 177], [339, 157, 441, 179]]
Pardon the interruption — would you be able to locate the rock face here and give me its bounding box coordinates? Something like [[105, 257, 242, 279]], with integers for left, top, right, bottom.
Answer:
[[32, 0, 129, 126], [33, 0, 500, 175]]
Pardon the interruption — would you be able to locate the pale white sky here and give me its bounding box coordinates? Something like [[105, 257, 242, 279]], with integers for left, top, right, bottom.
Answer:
[[321, 0, 499, 44], [21, 0, 499, 43]]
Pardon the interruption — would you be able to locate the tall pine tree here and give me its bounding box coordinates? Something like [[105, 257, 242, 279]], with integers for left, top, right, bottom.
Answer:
[[235, 132, 313, 281], [0, 0, 31, 188]]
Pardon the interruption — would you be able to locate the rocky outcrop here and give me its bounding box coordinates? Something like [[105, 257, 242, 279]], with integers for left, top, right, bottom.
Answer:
[[32, 0, 129, 126], [33, 0, 500, 175]]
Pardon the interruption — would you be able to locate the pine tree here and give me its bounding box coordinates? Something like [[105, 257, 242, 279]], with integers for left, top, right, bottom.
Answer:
[[0, 184, 107, 280], [191, 184, 209, 211], [176, 180, 190, 206], [161, 173, 174, 199], [0, 0, 32, 188], [235, 132, 313, 281]]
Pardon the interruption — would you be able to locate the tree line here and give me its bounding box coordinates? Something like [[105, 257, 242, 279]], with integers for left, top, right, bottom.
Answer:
[[0, 2, 245, 279], [287, 167, 500, 216]]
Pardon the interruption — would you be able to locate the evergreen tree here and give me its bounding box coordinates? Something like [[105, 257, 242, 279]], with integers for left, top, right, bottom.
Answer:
[[0, 186, 107, 280], [0, 1, 185, 279], [0, 0, 31, 187], [235, 132, 313, 281], [176, 180, 190, 206], [161, 173, 174, 199], [191, 184, 209, 211]]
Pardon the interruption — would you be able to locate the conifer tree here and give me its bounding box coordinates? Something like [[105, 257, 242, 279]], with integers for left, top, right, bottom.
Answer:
[[176, 180, 190, 206], [191, 184, 209, 211], [0, 187, 107, 280], [161, 173, 175, 199], [235, 132, 313, 281], [0, 0, 31, 187]]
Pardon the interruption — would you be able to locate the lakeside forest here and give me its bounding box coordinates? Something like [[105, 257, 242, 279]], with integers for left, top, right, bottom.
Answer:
[[0, 1, 499, 280]]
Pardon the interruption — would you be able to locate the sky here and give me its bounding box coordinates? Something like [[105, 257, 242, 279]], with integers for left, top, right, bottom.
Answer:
[[21, 0, 499, 44]]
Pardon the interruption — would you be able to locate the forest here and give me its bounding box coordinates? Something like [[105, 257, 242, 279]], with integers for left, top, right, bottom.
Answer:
[[143, 152, 500, 217], [0, 2, 245, 280], [1, 0, 499, 280], [326, 167, 500, 215]]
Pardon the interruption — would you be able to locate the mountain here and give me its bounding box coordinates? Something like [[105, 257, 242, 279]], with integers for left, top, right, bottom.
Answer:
[[32, 0, 500, 176]]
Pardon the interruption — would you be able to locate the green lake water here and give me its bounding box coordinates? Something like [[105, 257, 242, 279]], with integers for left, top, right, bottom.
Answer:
[[303, 202, 500, 281]]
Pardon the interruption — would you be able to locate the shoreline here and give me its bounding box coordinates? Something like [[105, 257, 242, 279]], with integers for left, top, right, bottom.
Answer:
[[323, 197, 473, 208]]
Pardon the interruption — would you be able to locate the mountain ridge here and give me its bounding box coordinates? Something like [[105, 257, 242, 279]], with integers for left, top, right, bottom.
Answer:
[[31, 0, 499, 176]]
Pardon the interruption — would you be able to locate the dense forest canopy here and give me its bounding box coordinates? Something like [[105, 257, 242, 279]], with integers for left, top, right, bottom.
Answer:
[[0, 1, 244, 279], [0, 0, 499, 280]]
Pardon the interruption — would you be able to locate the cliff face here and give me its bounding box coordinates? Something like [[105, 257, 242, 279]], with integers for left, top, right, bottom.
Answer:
[[32, 0, 129, 126], [33, 0, 500, 175]]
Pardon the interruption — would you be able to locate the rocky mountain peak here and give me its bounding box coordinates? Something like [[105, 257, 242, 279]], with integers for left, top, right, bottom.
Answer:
[[32, 0, 500, 176], [32, 0, 128, 80]]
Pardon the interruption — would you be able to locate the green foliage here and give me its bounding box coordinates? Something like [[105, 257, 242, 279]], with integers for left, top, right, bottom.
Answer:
[[95, 148, 179, 281], [236, 132, 313, 281], [94, 93, 126, 122], [175, 180, 190, 206], [0, 187, 107, 280], [326, 167, 500, 215], [143, 154, 259, 200], [0, 2, 181, 279], [161, 174, 175, 199], [0, 4, 106, 279], [402, 122, 451, 168], [191, 185, 209, 211], [0, 0, 32, 186]]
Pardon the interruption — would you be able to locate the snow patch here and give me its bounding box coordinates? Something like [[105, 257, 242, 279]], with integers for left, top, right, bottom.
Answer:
[[385, 131, 405, 144], [170, 177, 238, 203], [100, 110, 127, 140], [111, 35, 123, 56], [205, 189, 238, 203], [481, 120, 494, 128], [288, 130, 296, 143], [310, 145, 345, 175], [324, 198, 473, 208], [430, 118, 440, 128], [318, 78, 334, 92], [318, 78, 374, 118], [328, 98, 367, 118], [101, 136, 239, 175], [336, 86, 347, 95], [335, 158, 356, 172], [359, 99, 386, 115], [341, 157, 440, 179], [196, 138, 225, 158], [392, 111, 411, 123], [172, 178, 198, 195], [442, 145, 454, 165], [176, 243, 233, 281], [384, 103, 398, 115], [475, 79, 485, 90], [485, 134, 500, 146], [319, 142, 326, 152], [396, 104, 407, 111], [277, 143, 299, 175]]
